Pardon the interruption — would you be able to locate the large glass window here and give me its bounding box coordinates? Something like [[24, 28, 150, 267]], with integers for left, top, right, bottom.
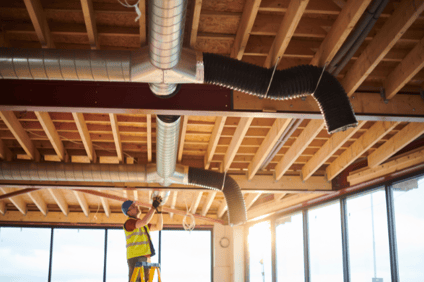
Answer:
[[248, 221, 272, 282], [0, 227, 51, 282], [275, 213, 304, 282], [161, 230, 211, 282], [347, 188, 391, 281], [308, 201, 343, 282], [106, 229, 128, 282], [393, 176, 424, 281], [51, 228, 105, 282]]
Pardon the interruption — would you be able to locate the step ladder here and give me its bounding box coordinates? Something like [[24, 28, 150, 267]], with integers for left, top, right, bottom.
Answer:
[[130, 261, 162, 282]]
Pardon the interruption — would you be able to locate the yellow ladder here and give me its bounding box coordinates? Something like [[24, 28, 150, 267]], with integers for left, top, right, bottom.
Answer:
[[130, 261, 162, 282]]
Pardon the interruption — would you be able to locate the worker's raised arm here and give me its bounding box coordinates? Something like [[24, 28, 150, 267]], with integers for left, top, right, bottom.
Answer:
[[135, 208, 156, 229], [149, 209, 163, 231]]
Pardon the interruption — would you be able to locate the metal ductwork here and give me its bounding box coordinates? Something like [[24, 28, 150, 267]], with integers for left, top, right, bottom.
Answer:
[[0, 161, 247, 226]]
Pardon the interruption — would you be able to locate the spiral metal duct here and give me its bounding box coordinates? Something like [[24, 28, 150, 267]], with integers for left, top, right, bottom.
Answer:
[[156, 115, 181, 186]]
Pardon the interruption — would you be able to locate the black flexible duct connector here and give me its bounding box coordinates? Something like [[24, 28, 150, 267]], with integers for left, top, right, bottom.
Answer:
[[157, 115, 180, 123], [188, 167, 247, 226], [203, 53, 358, 134]]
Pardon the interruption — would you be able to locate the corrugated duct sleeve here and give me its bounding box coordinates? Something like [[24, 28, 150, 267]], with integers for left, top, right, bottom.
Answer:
[[188, 167, 246, 226]]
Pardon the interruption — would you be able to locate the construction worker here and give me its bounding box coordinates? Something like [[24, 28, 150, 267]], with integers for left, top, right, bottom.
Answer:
[[121, 196, 163, 282]]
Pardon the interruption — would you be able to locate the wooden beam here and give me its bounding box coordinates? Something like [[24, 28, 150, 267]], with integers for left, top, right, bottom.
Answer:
[[35, 111, 67, 161], [384, 36, 424, 99], [0, 138, 13, 161], [169, 191, 178, 219], [301, 120, 367, 181], [205, 116, 226, 169], [73, 190, 90, 217], [310, 0, 371, 66], [190, 191, 203, 214], [178, 116, 189, 163], [275, 120, 325, 181], [48, 188, 68, 216], [147, 114, 152, 162], [247, 118, 292, 180], [0, 111, 40, 161], [98, 192, 111, 218], [80, 0, 99, 49], [72, 112, 96, 162], [23, 0, 54, 48], [139, 0, 147, 45], [341, 0, 424, 97], [28, 190, 48, 216], [368, 122, 424, 168], [263, 0, 309, 68], [217, 199, 227, 218], [201, 191, 216, 216], [274, 192, 287, 202], [0, 188, 27, 215], [190, 0, 203, 47], [230, 0, 262, 59], [109, 113, 123, 162], [221, 117, 254, 172], [244, 193, 261, 210], [248, 193, 323, 220], [78, 189, 225, 224], [0, 200, 5, 215], [326, 121, 400, 181], [348, 146, 424, 185]]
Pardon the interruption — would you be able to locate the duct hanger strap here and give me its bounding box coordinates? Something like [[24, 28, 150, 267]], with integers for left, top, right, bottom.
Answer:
[[117, 0, 142, 22], [264, 56, 281, 99]]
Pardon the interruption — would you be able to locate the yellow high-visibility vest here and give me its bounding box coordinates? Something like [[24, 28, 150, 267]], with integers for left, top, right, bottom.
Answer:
[[124, 220, 152, 260]]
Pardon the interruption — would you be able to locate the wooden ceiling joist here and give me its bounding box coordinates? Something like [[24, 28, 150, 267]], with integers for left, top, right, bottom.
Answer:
[[244, 192, 261, 210], [139, 0, 147, 45], [201, 191, 217, 216], [263, 0, 309, 68], [310, 0, 372, 66], [0, 138, 13, 161], [80, 0, 99, 49], [190, 191, 203, 214], [221, 117, 253, 172], [384, 36, 424, 100], [23, 0, 55, 48], [72, 112, 96, 162], [169, 190, 178, 220], [274, 120, 325, 181], [348, 146, 424, 185], [205, 116, 226, 170], [27, 190, 48, 216], [178, 116, 189, 163], [98, 191, 111, 218], [301, 120, 367, 181], [367, 122, 424, 168], [190, 0, 203, 47], [48, 188, 69, 216], [341, 0, 424, 97], [73, 191, 90, 217], [35, 111, 67, 161], [0, 188, 27, 215], [326, 121, 400, 181], [0, 111, 40, 161], [217, 199, 227, 218], [247, 118, 292, 180], [0, 201, 5, 215], [109, 113, 123, 162], [0, 188, 38, 201], [230, 0, 262, 59]]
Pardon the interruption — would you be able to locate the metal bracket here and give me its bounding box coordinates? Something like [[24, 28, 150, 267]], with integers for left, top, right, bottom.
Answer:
[[380, 88, 389, 104]]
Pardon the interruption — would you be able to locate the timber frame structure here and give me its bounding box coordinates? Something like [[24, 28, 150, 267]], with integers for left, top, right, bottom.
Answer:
[[0, 0, 424, 228]]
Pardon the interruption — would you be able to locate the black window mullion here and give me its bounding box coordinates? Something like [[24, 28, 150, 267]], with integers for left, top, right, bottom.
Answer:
[[103, 229, 108, 282], [48, 228, 54, 282], [303, 210, 310, 282], [340, 198, 350, 282], [386, 184, 399, 282]]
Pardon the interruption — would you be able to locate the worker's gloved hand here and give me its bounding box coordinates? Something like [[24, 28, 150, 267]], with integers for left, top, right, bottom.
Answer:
[[152, 196, 163, 211]]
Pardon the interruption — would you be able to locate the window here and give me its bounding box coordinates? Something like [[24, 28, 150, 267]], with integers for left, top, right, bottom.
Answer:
[[248, 221, 272, 282], [275, 213, 304, 282], [347, 188, 391, 281], [161, 230, 211, 282], [51, 228, 105, 282], [308, 201, 343, 282], [106, 229, 128, 282], [393, 176, 424, 281], [0, 227, 51, 282]]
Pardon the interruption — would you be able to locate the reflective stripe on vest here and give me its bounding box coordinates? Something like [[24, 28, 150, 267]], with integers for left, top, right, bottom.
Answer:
[[124, 219, 151, 260]]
